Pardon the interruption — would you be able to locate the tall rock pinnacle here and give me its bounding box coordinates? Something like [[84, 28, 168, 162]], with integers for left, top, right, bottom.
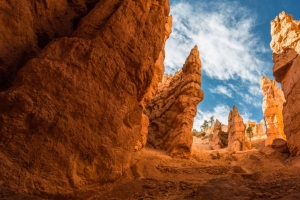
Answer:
[[146, 46, 204, 159], [260, 76, 286, 146], [228, 106, 245, 151]]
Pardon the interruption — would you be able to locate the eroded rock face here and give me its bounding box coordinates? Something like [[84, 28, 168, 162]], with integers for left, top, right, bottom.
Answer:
[[0, 0, 170, 197], [256, 120, 266, 137], [135, 15, 172, 151], [245, 120, 265, 139], [146, 46, 204, 159], [228, 106, 245, 151], [210, 120, 228, 150], [260, 76, 286, 146], [271, 12, 300, 157], [0, 0, 101, 92]]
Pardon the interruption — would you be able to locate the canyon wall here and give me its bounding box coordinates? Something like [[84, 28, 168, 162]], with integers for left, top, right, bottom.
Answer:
[[271, 12, 300, 156], [0, 0, 102, 92], [0, 0, 170, 197], [260, 76, 285, 146], [146, 46, 204, 159], [228, 106, 245, 151]]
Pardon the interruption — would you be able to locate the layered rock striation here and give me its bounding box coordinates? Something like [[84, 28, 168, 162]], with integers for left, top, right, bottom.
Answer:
[[146, 46, 204, 159], [0, 0, 170, 197], [210, 120, 228, 150], [228, 106, 245, 151], [271, 11, 300, 156], [260, 76, 286, 146]]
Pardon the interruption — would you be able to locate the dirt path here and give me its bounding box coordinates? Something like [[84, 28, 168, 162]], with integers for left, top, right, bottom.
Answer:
[[95, 146, 300, 200], [1, 145, 300, 200]]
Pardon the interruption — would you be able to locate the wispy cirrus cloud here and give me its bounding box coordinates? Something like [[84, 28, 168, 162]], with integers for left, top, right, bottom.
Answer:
[[193, 104, 252, 130], [166, 0, 269, 129], [209, 85, 233, 98], [165, 1, 269, 83]]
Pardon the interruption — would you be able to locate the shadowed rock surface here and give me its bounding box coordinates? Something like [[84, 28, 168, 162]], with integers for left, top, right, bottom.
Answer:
[[146, 46, 204, 159], [0, 0, 101, 92], [271, 12, 300, 157], [228, 106, 245, 151], [210, 119, 228, 150], [260, 76, 286, 146], [0, 0, 170, 197]]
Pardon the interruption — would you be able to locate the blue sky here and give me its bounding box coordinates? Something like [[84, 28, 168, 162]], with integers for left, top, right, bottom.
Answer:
[[165, 0, 300, 130]]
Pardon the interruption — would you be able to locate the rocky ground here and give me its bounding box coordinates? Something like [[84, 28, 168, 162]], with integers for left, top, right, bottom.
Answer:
[[1, 138, 300, 200]]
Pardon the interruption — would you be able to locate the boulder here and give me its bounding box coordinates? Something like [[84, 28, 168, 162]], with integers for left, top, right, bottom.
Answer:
[[271, 12, 300, 156], [259, 146, 276, 157], [146, 46, 204, 159], [272, 138, 289, 154]]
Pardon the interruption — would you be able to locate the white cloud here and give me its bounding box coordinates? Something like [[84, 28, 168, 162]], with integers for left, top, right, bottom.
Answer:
[[166, 1, 268, 129], [248, 85, 262, 96], [193, 104, 230, 130], [165, 1, 268, 83], [193, 104, 253, 131], [209, 85, 233, 98], [239, 93, 261, 108]]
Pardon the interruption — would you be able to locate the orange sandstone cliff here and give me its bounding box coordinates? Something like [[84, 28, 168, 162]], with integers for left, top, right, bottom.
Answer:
[[260, 76, 286, 146], [0, 0, 170, 197], [271, 12, 300, 156], [146, 46, 204, 159], [0, 0, 102, 92]]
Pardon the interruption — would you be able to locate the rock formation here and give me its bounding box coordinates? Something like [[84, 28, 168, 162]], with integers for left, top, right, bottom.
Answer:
[[228, 106, 245, 151], [245, 120, 265, 138], [260, 76, 286, 146], [0, 0, 170, 197], [256, 120, 266, 137], [271, 12, 300, 156], [0, 0, 103, 92], [210, 120, 228, 150], [135, 15, 172, 151], [146, 46, 204, 159]]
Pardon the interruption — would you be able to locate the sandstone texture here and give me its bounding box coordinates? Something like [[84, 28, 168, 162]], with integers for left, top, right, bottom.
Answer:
[[260, 76, 285, 146], [0, 0, 102, 92], [210, 120, 228, 150], [0, 0, 170, 197], [228, 106, 245, 151], [256, 120, 265, 137], [271, 12, 300, 157], [272, 138, 289, 154], [146, 46, 204, 159], [245, 120, 265, 139]]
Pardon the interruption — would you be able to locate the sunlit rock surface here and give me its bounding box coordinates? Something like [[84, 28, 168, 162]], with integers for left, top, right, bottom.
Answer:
[[228, 106, 245, 151], [260, 76, 285, 146], [271, 12, 300, 156]]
